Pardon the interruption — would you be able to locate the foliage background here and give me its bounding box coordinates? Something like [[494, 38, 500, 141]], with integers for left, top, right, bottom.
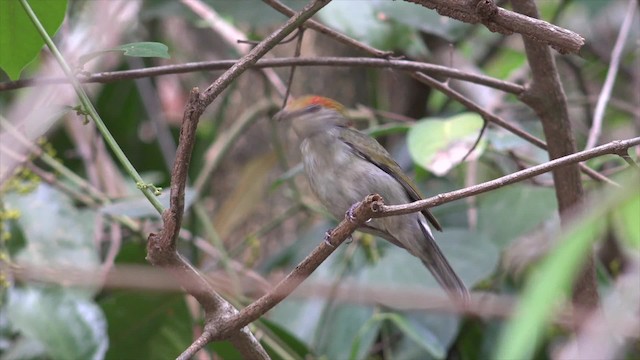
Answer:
[[0, 0, 638, 359]]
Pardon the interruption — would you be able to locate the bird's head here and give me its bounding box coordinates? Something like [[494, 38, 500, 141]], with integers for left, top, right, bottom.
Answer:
[[275, 95, 350, 138]]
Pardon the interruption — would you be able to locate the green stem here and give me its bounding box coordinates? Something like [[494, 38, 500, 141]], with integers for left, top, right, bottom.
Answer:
[[19, 0, 164, 214]]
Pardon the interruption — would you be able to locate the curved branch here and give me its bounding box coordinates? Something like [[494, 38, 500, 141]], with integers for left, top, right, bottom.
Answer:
[[0, 57, 524, 94]]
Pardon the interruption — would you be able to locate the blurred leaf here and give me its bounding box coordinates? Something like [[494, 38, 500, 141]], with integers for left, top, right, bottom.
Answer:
[[78, 42, 170, 68], [116, 42, 170, 58], [101, 292, 191, 360], [269, 241, 378, 359], [612, 187, 640, 249], [484, 48, 526, 80], [7, 287, 107, 360], [269, 223, 498, 358], [456, 319, 503, 360], [388, 312, 446, 358], [214, 151, 277, 238], [260, 318, 313, 358], [200, 0, 304, 28], [5, 184, 99, 278], [408, 113, 485, 176], [496, 215, 606, 360], [478, 185, 558, 248], [392, 312, 461, 360], [318, 0, 427, 56], [364, 123, 411, 138], [495, 173, 639, 360], [0, 0, 67, 80], [270, 163, 303, 192], [355, 229, 497, 357], [376, 1, 469, 41], [361, 228, 498, 295], [0, 336, 48, 360]]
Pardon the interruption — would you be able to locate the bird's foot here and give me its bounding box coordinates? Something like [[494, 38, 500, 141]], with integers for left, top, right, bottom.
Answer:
[[323, 229, 335, 248]]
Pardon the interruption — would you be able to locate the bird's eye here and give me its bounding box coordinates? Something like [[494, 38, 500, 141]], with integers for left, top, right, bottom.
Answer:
[[305, 104, 321, 113]]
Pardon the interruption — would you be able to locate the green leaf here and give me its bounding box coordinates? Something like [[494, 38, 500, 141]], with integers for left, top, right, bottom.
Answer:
[[496, 217, 606, 360], [269, 238, 378, 359], [361, 229, 498, 295], [7, 287, 108, 360], [612, 189, 640, 249], [318, 1, 427, 56], [0, 0, 67, 80], [375, 1, 469, 42], [101, 292, 191, 360], [260, 318, 313, 358], [495, 173, 639, 360], [407, 113, 485, 176], [386, 313, 445, 357], [117, 42, 170, 58], [77, 41, 170, 68], [5, 184, 99, 293], [478, 185, 558, 248]]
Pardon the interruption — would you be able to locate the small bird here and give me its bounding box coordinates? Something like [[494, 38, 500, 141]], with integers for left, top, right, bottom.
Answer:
[[275, 95, 468, 300]]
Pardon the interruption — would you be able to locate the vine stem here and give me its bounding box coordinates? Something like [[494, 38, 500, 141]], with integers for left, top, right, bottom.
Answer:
[[19, 0, 164, 214]]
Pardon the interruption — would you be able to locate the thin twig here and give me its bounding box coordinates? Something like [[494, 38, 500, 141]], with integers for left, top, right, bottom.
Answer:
[[181, 0, 288, 97], [208, 194, 383, 339], [375, 137, 640, 218], [584, 0, 637, 150], [0, 57, 525, 95], [150, 1, 332, 357], [171, 137, 639, 342], [282, 28, 306, 107]]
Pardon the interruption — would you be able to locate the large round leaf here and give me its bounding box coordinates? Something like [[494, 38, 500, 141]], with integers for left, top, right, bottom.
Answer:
[[8, 287, 108, 360], [408, 113, 485, 176]]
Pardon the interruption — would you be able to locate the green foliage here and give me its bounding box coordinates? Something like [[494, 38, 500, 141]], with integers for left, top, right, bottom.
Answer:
[[3, 184, 106, 359], [407, 113, 486, 176], [0, 0, 67, 80], [101, 292, 191, 360], [268, 225, 499, 358], [1, 0, 637, 359], [78, 42, 170, 69], [7, 287, 108, 360], [496, 173, 640, 359], [477, 185, 558, 248]]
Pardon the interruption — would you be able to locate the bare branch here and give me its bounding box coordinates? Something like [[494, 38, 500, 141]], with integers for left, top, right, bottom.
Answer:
[[146, 1, 332, 357], [207, 194, 383, 339], [374, 138, 640, 218], [199, 0, 331, 106], [406, 0, 585, 54], [181, 0, 288, 97], [0, 57, 524, 95]]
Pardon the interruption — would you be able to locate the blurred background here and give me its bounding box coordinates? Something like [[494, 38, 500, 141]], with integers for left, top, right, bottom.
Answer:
[[1, 0, 638, 359]]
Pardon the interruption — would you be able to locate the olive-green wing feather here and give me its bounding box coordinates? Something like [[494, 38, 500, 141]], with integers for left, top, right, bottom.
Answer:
[[339, 128, 442, 231]]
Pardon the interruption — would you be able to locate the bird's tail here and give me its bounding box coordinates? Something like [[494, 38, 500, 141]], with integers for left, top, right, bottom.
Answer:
[[417, 220, 469, 303]]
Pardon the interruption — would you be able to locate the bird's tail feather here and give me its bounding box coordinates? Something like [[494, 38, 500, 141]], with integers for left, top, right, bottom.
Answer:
[[417, 220, 469, 303]]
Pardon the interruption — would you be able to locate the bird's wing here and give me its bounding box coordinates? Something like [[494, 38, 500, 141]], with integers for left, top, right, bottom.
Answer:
[[339, 128, 442, 231]]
